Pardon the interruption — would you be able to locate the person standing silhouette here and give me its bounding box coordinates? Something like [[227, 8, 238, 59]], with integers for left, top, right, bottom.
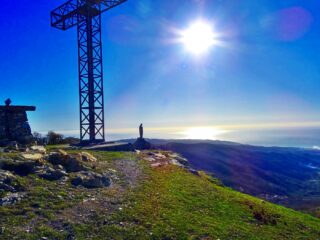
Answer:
[[139, 124, 143, 139]]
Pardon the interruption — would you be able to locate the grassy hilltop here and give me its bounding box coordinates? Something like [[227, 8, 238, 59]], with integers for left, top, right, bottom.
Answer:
[[0, 149, 319, 239]]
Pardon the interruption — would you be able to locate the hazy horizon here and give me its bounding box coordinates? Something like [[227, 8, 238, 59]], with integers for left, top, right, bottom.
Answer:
[[34, 124, 320, 149]]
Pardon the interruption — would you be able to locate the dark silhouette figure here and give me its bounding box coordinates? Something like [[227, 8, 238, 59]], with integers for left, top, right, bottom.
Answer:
[[139, 124, 143, 139], [133, 123, 151, 150], [5, 98, 11, 106]]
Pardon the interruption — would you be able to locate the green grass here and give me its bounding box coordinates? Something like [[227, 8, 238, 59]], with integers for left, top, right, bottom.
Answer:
[[45, 144, 70, 151], [0, 174, 83, 236], [94, 164, 320, 240], [91, 151, 130, 162], [0, 151, 319, 239]]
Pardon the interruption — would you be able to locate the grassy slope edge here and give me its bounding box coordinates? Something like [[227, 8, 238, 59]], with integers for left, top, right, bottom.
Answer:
[[0, 150, 319, 239]]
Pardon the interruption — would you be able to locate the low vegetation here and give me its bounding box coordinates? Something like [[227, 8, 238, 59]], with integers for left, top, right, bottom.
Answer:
[[0, 149, 319, 239], [162, 141, 320, 215]]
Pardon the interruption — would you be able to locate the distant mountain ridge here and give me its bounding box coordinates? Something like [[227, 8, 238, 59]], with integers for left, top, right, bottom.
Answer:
[[120, 138, 243, 146]]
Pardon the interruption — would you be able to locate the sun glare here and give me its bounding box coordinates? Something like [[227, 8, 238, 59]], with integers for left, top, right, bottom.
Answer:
[[180, 20, 218, 55], [182, 127, 228, 140]]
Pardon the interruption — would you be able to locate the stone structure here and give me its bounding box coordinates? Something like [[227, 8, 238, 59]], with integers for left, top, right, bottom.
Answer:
[[0, 99, 36, 144]]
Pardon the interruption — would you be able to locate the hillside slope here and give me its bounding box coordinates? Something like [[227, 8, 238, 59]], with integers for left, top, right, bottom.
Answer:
[[0, 149, 319, 239], [160, 141, 320, 214]]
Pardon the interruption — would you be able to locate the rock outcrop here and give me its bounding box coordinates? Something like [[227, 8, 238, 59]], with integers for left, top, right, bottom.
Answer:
[[71, 171, 110, 188], [47, 150, 84, 172], [1, 159, 42, 176], [0, 148, 111, 193], [35, 165, 67, 181], [0, 170, 20, 192]]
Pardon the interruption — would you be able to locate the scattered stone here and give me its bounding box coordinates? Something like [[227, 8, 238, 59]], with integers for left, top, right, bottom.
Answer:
[[0, 169, 15, 182], [58, 149, 68, 156], [35, 166, 67, 181], [71, 171, 110, 188], [1, 159, 41, 176], [47, 151, 84, 172], [153, 152, 166, 159], [0, 170, 18, 192], [80, 152, 97, 162], [151, 162, 163, 168], [142, 151, 193, 173], [169, 159, 184, 167], [30, 145, 46, 154], [21, 153, 43, 161], [174, 156, 188, 165], [0, 182, 15, 192], [0, 192, 26, 206], [144, 157, 156, 162], [56, 164, 65, 170]]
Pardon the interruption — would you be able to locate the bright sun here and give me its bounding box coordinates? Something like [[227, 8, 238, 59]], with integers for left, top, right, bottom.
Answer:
[[182, 127, 228, 140], [180, 20, 218, 55]]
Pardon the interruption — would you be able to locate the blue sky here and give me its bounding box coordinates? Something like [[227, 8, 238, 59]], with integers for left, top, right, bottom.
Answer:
[[1, 0, 320, 146]]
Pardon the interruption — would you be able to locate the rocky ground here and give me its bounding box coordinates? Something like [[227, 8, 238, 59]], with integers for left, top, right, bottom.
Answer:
[[0, 146, 135, 238], [0, 145, 192, 239], [0, 145, 319, 239]]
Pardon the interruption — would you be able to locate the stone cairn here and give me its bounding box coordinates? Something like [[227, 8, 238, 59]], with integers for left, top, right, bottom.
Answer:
[[0, 99, 36, 145]]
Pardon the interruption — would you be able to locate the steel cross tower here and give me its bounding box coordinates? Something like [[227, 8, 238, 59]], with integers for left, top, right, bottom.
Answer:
[[51, 0, 127, 145]]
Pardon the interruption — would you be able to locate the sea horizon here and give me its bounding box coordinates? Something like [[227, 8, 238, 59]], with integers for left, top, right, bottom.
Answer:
[[36, 126, 320, 149]]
